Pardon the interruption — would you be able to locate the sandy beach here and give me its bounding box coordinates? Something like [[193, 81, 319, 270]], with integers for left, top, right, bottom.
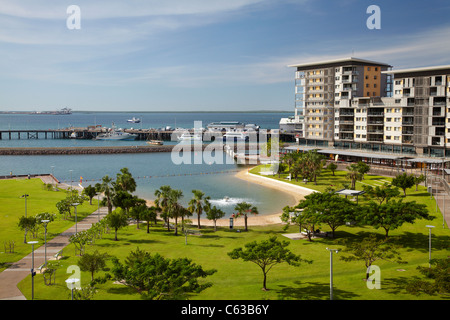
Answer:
[[147, 168, 315, 227]]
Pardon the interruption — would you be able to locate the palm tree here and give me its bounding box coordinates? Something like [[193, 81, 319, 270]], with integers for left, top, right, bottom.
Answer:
[[167, 189, 183, 236], [234, 202, 258, 232], [188, 190, 210, 229], [98, 175, 114, 214], [154, 185, 173, 231]]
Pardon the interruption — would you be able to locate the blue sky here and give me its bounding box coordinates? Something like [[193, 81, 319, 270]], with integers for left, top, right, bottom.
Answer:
[[1, 0, 450, 112]]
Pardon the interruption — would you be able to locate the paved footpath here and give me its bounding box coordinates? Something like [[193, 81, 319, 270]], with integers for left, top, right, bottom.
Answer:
[[0, 206, 108, 300]]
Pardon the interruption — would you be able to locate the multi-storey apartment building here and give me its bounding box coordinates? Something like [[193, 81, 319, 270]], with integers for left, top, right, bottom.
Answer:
[[280, 57, 450, 157], [281, 57, 392, 146], [385, 65, 450, 157]]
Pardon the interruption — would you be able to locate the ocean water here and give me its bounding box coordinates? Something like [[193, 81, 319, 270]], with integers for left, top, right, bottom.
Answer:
[[0, 112, 295, 217]]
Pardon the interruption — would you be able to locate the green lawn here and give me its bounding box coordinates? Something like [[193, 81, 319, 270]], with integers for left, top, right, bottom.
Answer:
[[0, 178, 98, 271], [9, 169, 450, 300]]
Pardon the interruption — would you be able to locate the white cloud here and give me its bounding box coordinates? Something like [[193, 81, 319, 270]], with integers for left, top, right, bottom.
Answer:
[[0, 0, 267, 19]]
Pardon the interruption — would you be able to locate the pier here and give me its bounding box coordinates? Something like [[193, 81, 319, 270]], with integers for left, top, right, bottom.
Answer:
[[0, 127, 296, 142]]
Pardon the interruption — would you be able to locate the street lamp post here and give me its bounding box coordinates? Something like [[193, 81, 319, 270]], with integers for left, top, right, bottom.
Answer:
[[65, 278, 80, 300], [69, 170, 73, 189], [27, 241, 38, 300], [97, 193, 101, 222], [72, 203, 79, 234], [41, 220, 50, 267], [21, 194, 29, 217], [425, 225, 435, 268], [326, 248, 339, 300]]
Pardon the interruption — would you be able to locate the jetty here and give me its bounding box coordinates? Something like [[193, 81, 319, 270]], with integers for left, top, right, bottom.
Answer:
[[0, 127, 296, 142]]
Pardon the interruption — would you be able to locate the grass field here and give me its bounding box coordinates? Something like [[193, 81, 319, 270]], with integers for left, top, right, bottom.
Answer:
[[5, 168, 450, 300], [0, 178, 98, 271]]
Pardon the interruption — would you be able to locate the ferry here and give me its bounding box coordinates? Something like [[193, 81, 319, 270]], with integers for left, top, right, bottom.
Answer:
[[177, 133, 202, 141], [207, 121, 259, 131], [223, 130, 249, 141]]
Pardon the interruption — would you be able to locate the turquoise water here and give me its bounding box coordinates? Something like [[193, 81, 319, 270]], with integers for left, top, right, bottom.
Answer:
[[0, 147, 294, 217], [0, 112, 295, 217]]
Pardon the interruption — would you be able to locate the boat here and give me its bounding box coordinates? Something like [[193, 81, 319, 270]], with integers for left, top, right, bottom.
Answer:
[[223, 130, 249, 141], [147, 140, 163, 145], [96, 123, 137, 140], [70, 132, 77, 139], [127, 117, 141, 123], [177, 133, 202, 141]]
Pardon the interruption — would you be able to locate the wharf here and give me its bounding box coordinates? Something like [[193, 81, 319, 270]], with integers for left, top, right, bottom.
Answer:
[[0, 127, 296, 142]]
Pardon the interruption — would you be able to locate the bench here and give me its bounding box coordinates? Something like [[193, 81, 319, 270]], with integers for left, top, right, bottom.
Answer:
[[37, 263, 45, 273], [54, 249, 63, 260]]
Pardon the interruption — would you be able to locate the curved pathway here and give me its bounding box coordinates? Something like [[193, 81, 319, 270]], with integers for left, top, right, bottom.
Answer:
[[0, 206, 108, 300]]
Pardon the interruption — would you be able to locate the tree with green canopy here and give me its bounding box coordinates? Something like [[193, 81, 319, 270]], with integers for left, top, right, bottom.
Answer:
[[338, 233, 406, 280], [139, 206, 158, 233], [362, 183, 400, 205], [406, 258, 450, 296], [114, 167, 137, 193], [77, 250, 109, 281], [361, 199, 434, 238], [105, 209, 128, 241], [295, 192, 358, 238], [82, 185, 97, 205], [228, 236, 310, 291], [205, 205, 226, 231], [391, 173, 415, 196], [111, 247, 217, 300]]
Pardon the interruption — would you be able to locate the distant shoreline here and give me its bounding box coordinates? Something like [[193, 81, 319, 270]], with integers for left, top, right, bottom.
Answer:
[[0, 110, 292, 114]]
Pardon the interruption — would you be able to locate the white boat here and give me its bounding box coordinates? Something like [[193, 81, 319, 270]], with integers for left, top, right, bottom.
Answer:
[[223, 130, 249, 141], [96, 123, 137, 141], [177, 133, 202, 141], [127, 117, 141, 123], [147, 140, 163, 145]]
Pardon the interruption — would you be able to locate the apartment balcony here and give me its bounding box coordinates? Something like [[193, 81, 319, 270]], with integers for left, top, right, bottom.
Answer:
[[402, 120, 414, 125], [367, 120, 384, 125], [402, 129, 414, 135], [402, 138, 414, 144], [367, 112, 384, 116]]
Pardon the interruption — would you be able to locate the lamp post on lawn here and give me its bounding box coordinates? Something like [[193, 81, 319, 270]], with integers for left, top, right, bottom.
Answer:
[[27, 241, 38, 300], [326, 248, 339, 300], [65, 278, 79, 300], [69, 170, 73, 189], [425, 225, 435, 268], [97, 193, 101, 222], [21, 194, 29, 217], [41, 220, 50, 267], [72, 203, 80, 234]]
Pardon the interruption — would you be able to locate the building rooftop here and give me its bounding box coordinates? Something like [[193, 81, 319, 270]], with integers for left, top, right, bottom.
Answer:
[[288, 57, 392, 69], [382, 64, 450, 75]]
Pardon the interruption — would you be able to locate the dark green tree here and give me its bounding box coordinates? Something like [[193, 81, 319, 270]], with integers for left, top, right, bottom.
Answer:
[[111, 248, 217, 300], [339, 234, 406, 280], [205, 205, 226, 231], [77, 250, 109, 281], [82, 185, 97, 205], [406, 258, 450, 296], [392, 173, 415, 196], [361, 199, 433, 238], [105, 210, 128, 241], [228, 236, 310, 291]]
